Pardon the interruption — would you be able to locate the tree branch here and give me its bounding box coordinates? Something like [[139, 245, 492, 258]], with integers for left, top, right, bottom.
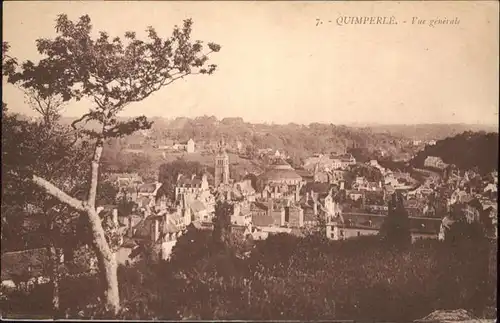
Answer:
[[32, 175, 86, 212]]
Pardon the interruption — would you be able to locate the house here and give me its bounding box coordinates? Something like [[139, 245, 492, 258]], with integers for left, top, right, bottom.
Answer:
[[117, 205, 195, 263], [326, 212, 441, 242], [367, 159, 386, 174], [329, 169, 348, 185], [424, 156, 448, 170], [251, 200, 284, 228], [300, 187, 342, 227], [232, 179, 257, 202], [327, 213, 385, 240], [296, 169, 314, 183], [158, 139, 175, 150], [108, 172, 143, 188], [346, 190, 364, 201], [1, 248, 52, 291], [409, 217, 442, 242], [331, 153, 356, 169], [365, 204, 389, 215], [483, 183, 497, 194], [1, 245, 98, 291], [138, 182, 163, 199], [231, 200, 253, 227], [186, 139, 195, 153], [175, 174, 210, 202], [404, 199, 425, 217]]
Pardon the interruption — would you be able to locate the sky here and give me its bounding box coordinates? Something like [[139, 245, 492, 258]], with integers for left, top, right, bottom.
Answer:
[[2, 1, 499, 125]]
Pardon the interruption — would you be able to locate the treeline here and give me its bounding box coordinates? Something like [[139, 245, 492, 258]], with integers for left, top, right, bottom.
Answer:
[[410, 131, 499, 174], [60, 116, 407, 160], [366, 123, 498, 141]]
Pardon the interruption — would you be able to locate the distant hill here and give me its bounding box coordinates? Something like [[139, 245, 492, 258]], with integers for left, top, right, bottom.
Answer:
[[54, 116, 497, 166], [353, 123, 499, 141], [57, 116, 409, 162], [410, 131, 499, 174]]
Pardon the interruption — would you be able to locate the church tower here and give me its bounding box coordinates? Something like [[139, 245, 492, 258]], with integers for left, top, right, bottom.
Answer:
[[214, 139, 230, 187]]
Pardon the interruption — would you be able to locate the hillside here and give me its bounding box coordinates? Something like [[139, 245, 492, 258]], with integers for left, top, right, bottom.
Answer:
[[410, 131, 499, 174], [359, 123, 498, 141], [58, 116, 409, 161]]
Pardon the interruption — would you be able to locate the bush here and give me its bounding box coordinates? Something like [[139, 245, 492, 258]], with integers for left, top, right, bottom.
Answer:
[[148, 234, 494, 321], [1, 234, 494, 320]]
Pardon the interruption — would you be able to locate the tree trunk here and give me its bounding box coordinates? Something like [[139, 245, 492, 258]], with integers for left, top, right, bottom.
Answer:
[[30, 134, 121, 314], [94, 244, 120, 313]]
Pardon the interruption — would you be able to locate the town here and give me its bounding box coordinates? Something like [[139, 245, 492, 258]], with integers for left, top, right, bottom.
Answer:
[[1, 3, 498, 322], [74, 136, 497, 265]]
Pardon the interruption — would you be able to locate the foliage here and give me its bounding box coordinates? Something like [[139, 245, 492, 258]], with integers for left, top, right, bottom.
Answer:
[[7, 15, 220, 142], [379, 192, 411, 248], [4, 13, 220, 310], [411, 131, 499, 174], [212, 201, 232, 246], [60, 116, 408, 162], [349, 164, 383, 183], [1, 112, 92, 251], [2, 232, 495, 321], [444, 203, 489, 245]]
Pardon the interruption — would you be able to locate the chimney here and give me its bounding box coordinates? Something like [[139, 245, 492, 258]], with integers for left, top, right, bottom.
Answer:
[[177, 173, 183, 182], [299, 208, 304, 227], [191, 174, 196, 181], [313, 199, 318, 216]]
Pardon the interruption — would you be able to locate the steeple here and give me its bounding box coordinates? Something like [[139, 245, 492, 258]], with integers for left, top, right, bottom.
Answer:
[[215, 138, 230, 187]]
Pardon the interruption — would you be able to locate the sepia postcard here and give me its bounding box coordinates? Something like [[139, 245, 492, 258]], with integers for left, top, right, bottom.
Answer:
[[1, 1, 498, 321]]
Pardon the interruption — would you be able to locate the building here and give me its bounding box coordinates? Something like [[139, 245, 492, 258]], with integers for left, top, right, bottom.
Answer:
[[333, 153, 357, 169], [424, 156, 448, 170], [186, 139, 195, 153], [175, 174, 210, 202], [107, 172, 143, 188], [138, 182, 163, 199], [259, 159, 304, 203], [214, 146, 230, 188], [251, 200, 284, 227], [231, 200, 253, 227], [326, 212, 441, 242], [117, 199, 197, 263], [1, 245, 98, 291]]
